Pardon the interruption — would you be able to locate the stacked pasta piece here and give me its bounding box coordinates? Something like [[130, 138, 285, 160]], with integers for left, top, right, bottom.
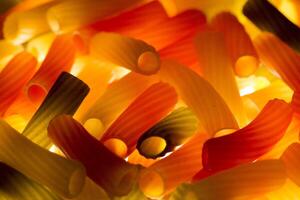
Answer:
[[0, 0, 300, 199]]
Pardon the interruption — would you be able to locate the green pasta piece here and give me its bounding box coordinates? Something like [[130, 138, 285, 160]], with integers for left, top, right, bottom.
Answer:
[[137, 107, 198, 158], [243, 0, 300, 52], [0, 162, 61, 200], [113, 183, 148, 200], [0, 121, 86, 198], [23, 72, 89, 148]]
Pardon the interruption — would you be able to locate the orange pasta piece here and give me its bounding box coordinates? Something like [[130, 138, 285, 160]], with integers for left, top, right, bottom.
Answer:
[[81, 72, 157, 128], [202, 99, 293, 172], [159, 35, 202, 75], [292, 91, 300, 118], [158, 60, 238, 136], [281, 143, 300, 187], [254, 32, 300, 91], [0, 52, 37, 116], [0, 40, 23, 70], [26, 34, 76, 104], [48, 115, 138, 196], [90, 32, 160, 75], [127, 149, 157, 168], [101, 82, 177, 154], [195, 31, 247, 126], [138, 133, 208, 198], [211, 12, 258, 77]]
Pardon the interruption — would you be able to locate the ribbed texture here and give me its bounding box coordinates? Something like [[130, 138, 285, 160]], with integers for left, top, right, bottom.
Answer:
[[23, 72, 89, 148], [0, 52, 37, 116], [0, 40, 23, 68], [254, 33, 300, 91], [48, 115, 139, 196], [47, 0, 144, 33], [139, 133, 208, 198], [159, 35, 201, 75], [195, 31, 247, 126], [26, 33, 55, 61], [3, 2, 52, 44], [203, 99, 293, 171], [176, 160, 286, 200], [82, 72, 156, 128], [158, 60, 238, 136], [211, 12, 258, 77], [265, 179, 300, 200], [281, 143, 300, 187], [26, 34, 76, 103], [90, 32, 160, 75], [243, 0, 300, 52], [0, 163, 61, 200], [0, 121, 86, 198], [291, 91, 300, 118], [101, 82, 178, 154], [113, 184, 148, 200], [137, 107, 198, 158], [88, 1, 205, 51]]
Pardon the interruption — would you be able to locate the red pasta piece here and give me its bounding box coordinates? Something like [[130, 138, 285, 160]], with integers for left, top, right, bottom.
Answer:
[[202, 99, 293, 171], [83, 1, 205, 51], [0, 52, 37, 116], [48, 115, 138, 196], [254, 33, 300, 91], [101, 82, 177, 154], [26, 34, 76, 104], [211, 12, 258, 77], [292, 91, 300, 119]]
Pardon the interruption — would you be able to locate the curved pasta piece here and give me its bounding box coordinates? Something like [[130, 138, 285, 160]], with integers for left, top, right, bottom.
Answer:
[[292, 91, 300, 118], [113, 183, 148, 200], [0, 0, 20, 14], [202, 99, 293, 171], [174, 160, 286, 200], [254, 33, 300, 91], [243, 0, 300, 52], [195, 31, 247, 126], [127, 149, 157, 168], [0, 163, 61, 200], [158, 60, 238, 136], [47, 0, 144, 33], [265, 179, 300, 200], [26, 34, 76, 103], [81, 72, 157, 129], [101, 82, 178, 154], [0, 121, 86, 198], [280, 143, 300, 187], [0, 52, 37, 116], [90, 32, 160, 75], [48, 115, 139, 196], [23, 72, 89, 148], [137, 107, 198, 158], [26, 32, 55, 62], [3, 2, 53, 44], [211, 12, 258, 77], [0, 40, 23, 69], [138, 133, 208, 198]]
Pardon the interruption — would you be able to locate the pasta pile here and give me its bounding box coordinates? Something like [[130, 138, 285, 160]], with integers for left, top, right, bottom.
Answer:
[[1, 0, 300, 199]]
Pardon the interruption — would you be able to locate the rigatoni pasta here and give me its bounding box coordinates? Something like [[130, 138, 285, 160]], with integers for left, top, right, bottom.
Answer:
[[0, 120, 86, 198], [23, 72, 89, 148]]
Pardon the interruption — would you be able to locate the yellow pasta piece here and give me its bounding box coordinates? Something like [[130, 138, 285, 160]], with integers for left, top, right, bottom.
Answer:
[[195, 31, 247, 126], [26, 32, 55, 62], [90, 32, 160, 75], [0, 120, 86, 198], [0, 162, 60, 200], [47, 0, 145, 33], [3, 2, 54, 44], [265, 179, 300, 200], [158, 60, 238, 136], [177, 160, 286, 200], [0, 40, 23, 70], [82, 72, 157, 129]]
